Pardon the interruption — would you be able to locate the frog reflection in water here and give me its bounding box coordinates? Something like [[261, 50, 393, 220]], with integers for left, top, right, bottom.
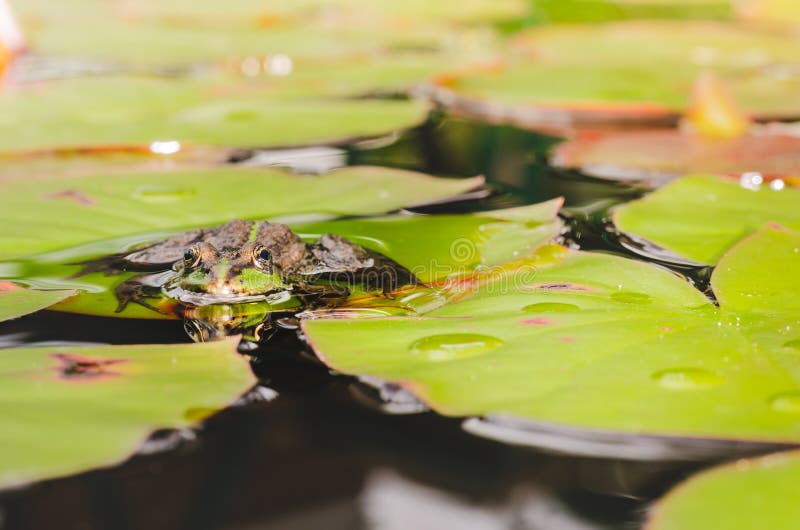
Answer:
[[106, 220, 416, 342]]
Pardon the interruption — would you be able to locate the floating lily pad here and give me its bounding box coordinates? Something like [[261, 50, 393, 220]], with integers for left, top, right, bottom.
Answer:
[[10, 0, 521, 68], [430, 21, 800, 124], [0, 147, 233, 182], [10, 0, 423, 65], [0, 281, 74, 321], [614, 175, 800, 264], [6, 199, 560, 320], [114, 0, 528, 26], [736, 0, 800, 28], [533, 0, 730, 23], [295, 198, 563, 283], [647, 450, 800, 530], [0, 76, 429, 153], [0, 340, 255, 488], [0, 166, 481, 260], [552, 128, 800, 181], [305, 225, 800, 446]]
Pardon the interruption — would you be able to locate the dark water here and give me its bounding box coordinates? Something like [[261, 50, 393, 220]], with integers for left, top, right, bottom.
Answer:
[[0, 113, 733, 530]]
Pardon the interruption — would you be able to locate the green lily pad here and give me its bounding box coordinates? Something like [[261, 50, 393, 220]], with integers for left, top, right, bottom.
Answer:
[[4, 199, 561, 320], [304, 225, 800, 445], [432, 21, 800, 123], [614, 174, 800, 264], [118, 0, 528, 25], [529, 0, 730, 23], [552, 128, 800, 181], [0, 166, 481, 260], [0, 339, 255, 488], [736, 0, 800, 28], [295, 198, 563, 283], [10, 0, 425, 65], [647, 450, 800, 530], [0, 281, 74, 321], [0, 76, 429, 153], [10, 0, 521, 71]]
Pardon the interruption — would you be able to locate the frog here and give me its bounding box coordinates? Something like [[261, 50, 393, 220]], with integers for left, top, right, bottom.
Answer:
[[85, 219, 416, 342]]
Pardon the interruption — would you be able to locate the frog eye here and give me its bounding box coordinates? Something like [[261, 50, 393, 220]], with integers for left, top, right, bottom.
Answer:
[[253, 245, 272, 269], [183, 247, 200, 268]]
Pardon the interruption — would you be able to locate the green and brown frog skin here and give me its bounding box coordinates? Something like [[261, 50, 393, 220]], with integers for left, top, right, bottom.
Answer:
[[104, 219, 416, 341]]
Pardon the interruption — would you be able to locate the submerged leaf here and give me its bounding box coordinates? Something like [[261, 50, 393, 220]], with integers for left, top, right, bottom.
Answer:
[[0, 340, 255, 488], [304, 226, 800, 448], [614, 175, 800, 263]]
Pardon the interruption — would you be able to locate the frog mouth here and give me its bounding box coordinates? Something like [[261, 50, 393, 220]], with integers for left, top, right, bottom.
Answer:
[[161, 285, 293, 307]]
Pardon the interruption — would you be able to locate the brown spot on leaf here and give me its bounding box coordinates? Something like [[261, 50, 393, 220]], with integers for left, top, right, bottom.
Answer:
[[520, 317, 553, 326], [559, 336, 577, 343], [43, 189, 94, 206], [52, 353, 127, 380]]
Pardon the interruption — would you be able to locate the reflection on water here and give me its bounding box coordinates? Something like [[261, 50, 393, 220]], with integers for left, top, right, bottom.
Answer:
[[359, 469, 609, 530]]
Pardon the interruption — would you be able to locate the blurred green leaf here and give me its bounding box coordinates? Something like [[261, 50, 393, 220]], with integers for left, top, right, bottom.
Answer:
[[434, 21, 800, 121], [0, 76, 429, 152]]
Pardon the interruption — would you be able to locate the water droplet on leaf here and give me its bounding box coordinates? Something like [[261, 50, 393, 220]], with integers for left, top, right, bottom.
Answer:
[[769, 392, 800, 413], [652, 368, 723, 390], [610, 291, 652, 304], [408, 333, 503, 362]]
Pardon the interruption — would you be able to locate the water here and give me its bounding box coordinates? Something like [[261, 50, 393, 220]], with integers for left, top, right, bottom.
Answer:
[[0, 112, 749, 529]]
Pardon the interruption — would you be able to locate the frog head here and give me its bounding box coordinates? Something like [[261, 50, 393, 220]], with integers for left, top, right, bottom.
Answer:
[[162, 241, 291, 305]]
